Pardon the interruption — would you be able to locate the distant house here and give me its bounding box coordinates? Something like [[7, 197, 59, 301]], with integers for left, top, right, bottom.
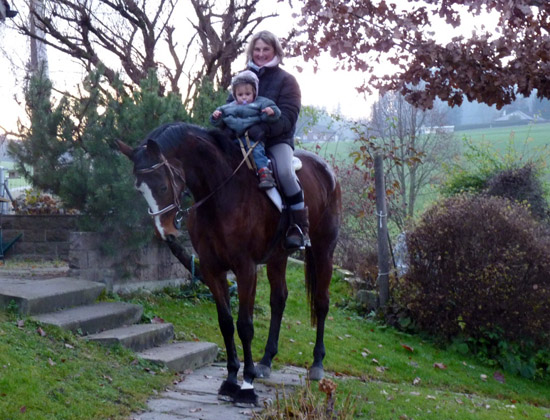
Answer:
[[419, 125, 455, 135], [494, 110, 542, 122]]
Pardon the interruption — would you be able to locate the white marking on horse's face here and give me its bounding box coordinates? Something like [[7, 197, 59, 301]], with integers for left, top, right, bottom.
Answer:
[[137, 180, 166, 239]]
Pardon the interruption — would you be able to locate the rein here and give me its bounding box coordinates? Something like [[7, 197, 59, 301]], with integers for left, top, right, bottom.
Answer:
[[136, 138, 260, 225]]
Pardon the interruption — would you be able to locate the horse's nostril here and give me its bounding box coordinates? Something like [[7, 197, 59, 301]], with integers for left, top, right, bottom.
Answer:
[[166, 234, 177, 243]]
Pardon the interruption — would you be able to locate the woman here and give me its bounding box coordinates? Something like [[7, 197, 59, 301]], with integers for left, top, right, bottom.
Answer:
[[245, 30, 309, 250]]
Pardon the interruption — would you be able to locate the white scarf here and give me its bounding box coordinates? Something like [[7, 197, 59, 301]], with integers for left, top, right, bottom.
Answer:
[[248, 56, 281, 71]]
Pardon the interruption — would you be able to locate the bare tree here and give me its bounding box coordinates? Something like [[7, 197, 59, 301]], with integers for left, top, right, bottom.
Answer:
[[14, 0, 276, 102], [369, 92, 458, 227]]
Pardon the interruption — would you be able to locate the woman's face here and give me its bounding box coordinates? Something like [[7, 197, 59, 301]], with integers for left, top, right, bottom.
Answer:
[[252, 39, 275, 67]]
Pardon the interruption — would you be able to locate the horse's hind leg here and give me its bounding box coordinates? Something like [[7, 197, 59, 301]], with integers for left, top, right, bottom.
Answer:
[[307, 238, 337, 381], [256, 256, 289, 378]]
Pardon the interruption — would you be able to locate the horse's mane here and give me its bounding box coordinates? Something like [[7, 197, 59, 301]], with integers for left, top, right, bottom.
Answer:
[[142, 122, 240, 162]]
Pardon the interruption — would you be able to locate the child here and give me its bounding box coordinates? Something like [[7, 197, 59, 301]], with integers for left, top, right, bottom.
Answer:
[[210, 70, 281, 190]]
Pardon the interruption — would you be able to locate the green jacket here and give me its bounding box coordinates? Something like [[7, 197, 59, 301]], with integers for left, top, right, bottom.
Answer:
[[210, 96, 281, 135]]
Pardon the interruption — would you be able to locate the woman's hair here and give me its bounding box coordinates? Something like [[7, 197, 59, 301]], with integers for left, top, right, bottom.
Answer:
[[245, 30, 285, 65]]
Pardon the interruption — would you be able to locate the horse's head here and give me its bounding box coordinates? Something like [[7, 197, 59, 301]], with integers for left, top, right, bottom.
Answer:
[[117, 138, 185, 241]]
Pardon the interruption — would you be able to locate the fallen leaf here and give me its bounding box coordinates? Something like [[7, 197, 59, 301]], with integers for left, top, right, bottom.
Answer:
[[103, 375, 113, 383], [337, 336, 344, 341], [412, 377, 421, 385], [372, 358, 379, 365], [433, 362, 447, 369], [152, 316, 165, 324], [376, 366, 388, 373], [64, 343, 74, 349], [362, 348, 372, 354], [480, 374, 488, 381], [455, 398, 464, 405], [410, 391, 421, 396], [493, 371, 506, 383], [344, 334, 352, 338], [48, 358, 56, 366], [328, 316, 334, 321], [16, 320, 24, 328], [361, 352, 368, 358], [401, 343, 414, 352], [37, 327, 47, 337], [426, 395, 436, 400], [20, 406, 26, 413], [289, 338, 295, 343]]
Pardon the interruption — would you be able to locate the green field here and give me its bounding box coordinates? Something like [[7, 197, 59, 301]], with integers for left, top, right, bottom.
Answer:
[[299, 122, 550, 216]]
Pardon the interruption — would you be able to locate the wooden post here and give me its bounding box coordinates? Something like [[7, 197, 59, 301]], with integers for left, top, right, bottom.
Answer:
[[374, 153, 390, 307]]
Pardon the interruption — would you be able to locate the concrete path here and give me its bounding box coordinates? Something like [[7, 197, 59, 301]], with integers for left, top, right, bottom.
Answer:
[[131, 363, 307, 420]]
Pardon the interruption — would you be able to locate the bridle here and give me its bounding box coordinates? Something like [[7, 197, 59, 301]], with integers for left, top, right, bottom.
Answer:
[[135, 152, 187, 226], [135, 137, 260, 229]]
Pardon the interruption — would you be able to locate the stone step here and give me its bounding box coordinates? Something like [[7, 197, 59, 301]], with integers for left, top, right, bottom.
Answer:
[[86, 323, 175, 352], [33, 301, 143, 335], [0, 277, 105, 315], [138, 341, 218, 372]]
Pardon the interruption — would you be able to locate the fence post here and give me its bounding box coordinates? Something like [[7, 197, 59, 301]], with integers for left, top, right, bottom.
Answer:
[[374, 153, 390, 307]]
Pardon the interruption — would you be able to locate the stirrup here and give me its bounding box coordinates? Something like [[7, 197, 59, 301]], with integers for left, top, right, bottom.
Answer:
[[284, 224, 309, 250]]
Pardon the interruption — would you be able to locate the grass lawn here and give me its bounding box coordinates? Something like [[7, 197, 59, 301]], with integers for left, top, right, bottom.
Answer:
[[1, 260, 549, 419], [122, 262, 550, 419], [0, 311, 173, 420]]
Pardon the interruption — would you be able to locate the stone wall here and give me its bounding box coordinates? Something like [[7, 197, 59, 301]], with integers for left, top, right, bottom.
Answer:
[[68, 232, 191, 293], [1, 215, 78, 260], [1, 215, 192, 293]]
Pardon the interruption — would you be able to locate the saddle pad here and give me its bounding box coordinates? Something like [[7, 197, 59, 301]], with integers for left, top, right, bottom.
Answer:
[[264, 156, 302, 213]]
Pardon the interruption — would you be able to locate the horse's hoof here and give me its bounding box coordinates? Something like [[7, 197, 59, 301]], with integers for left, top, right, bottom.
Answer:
[[233, 388, 259, 407], [309, 366, 325, 381], [255, 363, 272, 378], [217, 380, 240, 401]]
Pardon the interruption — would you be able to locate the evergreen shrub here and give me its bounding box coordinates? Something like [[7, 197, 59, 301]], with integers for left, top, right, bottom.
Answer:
[[398, 194, 550, 350], [10, 69, 192, 252]]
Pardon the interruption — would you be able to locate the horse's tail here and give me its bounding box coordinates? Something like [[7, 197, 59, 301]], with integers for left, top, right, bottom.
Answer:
[[304, 246, 318, 327]]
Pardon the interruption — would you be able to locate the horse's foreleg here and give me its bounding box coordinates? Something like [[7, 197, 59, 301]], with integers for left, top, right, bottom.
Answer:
[[256, 258, 288, 378], [233, 266, 259, 406], [208, 276, 240, 401]]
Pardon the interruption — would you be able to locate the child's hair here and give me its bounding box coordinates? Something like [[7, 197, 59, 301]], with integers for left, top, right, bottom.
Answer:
[[231, 70, 259, 100]]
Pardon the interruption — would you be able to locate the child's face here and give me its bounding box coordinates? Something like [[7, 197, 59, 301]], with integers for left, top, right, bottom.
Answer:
[[235, 83, 255, 105]]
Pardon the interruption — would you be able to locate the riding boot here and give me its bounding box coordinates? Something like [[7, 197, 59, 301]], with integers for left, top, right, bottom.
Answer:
[[285, 207, 311, 250]]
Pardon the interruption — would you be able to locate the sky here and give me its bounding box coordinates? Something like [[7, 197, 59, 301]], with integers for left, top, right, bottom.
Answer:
[[0, 1, 375, 135]]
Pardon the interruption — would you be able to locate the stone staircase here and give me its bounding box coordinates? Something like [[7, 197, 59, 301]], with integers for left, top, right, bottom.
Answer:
[[0, 275, 218, 371]]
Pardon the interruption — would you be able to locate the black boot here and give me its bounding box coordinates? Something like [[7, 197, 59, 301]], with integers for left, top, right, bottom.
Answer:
[[285, 207, 311, 250]]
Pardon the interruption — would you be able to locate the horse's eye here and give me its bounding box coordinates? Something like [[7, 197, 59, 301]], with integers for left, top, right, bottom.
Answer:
[[160, 185, 169, 193]]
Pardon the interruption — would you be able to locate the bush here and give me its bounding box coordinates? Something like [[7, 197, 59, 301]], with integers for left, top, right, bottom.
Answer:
[[10, 69, 192, 252], [398, 194, 550, 351], [485, 164, 550, 221]]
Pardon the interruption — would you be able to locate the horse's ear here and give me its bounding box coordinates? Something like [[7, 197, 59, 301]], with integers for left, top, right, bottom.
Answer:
[[146, 139, 162, 157], [116, 140, 134, 158]]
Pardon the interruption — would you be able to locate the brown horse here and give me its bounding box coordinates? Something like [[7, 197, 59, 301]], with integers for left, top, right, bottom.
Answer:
[[117, 122, 341, 406]]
